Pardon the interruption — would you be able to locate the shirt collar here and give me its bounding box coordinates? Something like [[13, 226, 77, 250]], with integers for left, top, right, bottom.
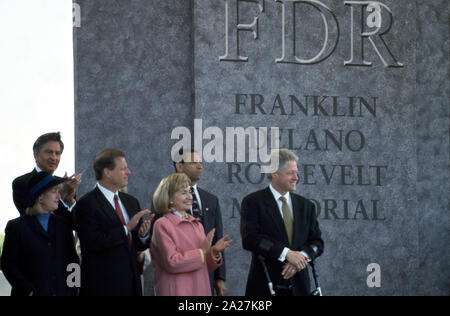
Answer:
[[35, 165, 43, 173], [96, 182, 118, 204], [170, 208, 190, 220], [269, 184, 290, 203], [166, 209, 197, 225]]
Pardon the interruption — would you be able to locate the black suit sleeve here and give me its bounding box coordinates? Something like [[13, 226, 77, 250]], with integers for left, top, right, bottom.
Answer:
[[129, 199, 150, 252], [57, 216, 80, 266], [12, 177, 28, 216], [298, 201, 324, 261], [212, 196, 226, 282], [241, 195, 285, 261], [54, 202, 74, 227]]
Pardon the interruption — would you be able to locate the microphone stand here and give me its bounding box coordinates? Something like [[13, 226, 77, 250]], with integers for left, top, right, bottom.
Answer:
[[259, 256, 276, 296], [309, 261, 323, 296]]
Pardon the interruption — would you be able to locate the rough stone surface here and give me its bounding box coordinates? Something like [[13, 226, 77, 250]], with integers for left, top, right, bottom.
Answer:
[[74, 0, 449, 296]]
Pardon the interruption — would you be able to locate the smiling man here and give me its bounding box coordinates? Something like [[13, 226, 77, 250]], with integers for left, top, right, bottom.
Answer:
[[12, 132, 82, 222], [240, 148, 324, 296], [73, 149, 153, 296]]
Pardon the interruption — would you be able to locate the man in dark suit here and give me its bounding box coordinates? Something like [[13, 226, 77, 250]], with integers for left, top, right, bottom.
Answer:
[[12, 132, 82, 222], [173, 148, 227, 296], [73, 149, 153, 296], [241, 149, 324, 296]]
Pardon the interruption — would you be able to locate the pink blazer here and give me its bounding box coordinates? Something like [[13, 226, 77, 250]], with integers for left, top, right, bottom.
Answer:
[[150, 213, 222, 296]]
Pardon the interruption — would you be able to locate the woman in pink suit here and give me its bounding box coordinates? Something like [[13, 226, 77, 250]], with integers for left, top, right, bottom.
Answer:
[[151, 173, 232, 296]]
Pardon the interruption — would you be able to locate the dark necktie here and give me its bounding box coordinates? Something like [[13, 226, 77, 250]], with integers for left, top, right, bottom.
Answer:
[[190, 187, 202, 222], [279, 196, 293, 246], [114, 194, 131, 245]]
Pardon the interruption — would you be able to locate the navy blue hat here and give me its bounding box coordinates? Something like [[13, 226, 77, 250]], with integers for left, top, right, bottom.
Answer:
[[27, 171, 66, 208]]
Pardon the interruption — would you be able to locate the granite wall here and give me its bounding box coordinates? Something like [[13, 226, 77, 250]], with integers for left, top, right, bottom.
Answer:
[[74, 0, 449, 296]]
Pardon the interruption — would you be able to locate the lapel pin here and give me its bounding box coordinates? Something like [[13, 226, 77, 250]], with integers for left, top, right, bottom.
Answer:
[[205, 208, 209, 212]]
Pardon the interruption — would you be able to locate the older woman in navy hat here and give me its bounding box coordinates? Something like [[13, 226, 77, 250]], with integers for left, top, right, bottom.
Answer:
[[1, 171, 79, 296]]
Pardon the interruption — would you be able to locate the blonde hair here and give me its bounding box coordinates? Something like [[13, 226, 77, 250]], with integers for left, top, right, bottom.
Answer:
[[153, 173, 191, 215], [25, 184, 63, 216]]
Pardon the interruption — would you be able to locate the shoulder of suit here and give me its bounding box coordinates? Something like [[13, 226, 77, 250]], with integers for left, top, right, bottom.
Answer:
[[6, 216, 23, 227], [52, 214, 72, 227], [243, 187, 270, 201], [241, 189, 268, 208], [118, 191, 139, 204], [12, 170, 35, 187], [76, 189, 98, 203], [74, 189, 105, 213], [197, 187, 218, 200], [242, 189, 315, 207], [5, 216, 29, 233], [290, 192, 315, 207]]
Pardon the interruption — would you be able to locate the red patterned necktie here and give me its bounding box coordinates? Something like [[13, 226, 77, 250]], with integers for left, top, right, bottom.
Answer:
[[114, 194, 131, 246], [114, 194, 126, 225]]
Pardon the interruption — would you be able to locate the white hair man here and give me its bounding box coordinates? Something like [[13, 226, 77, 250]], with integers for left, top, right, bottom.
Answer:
[[241, 149, 324, 296]]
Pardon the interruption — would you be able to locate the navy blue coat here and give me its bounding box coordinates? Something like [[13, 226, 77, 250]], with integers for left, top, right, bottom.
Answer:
[[0, 215, 79, 296], [12, 169, 73, 224]]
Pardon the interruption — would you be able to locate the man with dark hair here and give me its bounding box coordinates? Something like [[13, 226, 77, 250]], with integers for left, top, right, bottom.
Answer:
[[73, 149, 153, 296], [12, 132, 82, 221], [241, 149, 324, 296], [172, 148, 227, 296]]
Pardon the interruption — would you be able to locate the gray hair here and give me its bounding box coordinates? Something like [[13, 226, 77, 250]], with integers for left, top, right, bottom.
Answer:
[[267, 149, 299, 180]]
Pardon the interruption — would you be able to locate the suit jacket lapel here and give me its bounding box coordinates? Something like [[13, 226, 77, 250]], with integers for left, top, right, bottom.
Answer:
[[28, 215, 52, 241], [263, 187, 289, 244], [197, 188, 206, 213], [291, 194, 299, 244], [197, 188, 208, 214], [93, 187, 123, 225], [48, 215, 57, 241], [196, 188, 210, 232], [119, 192, 138, 219]]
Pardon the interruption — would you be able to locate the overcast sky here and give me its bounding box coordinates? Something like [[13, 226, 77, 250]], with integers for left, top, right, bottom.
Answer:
[[0, 0, 74, 233]]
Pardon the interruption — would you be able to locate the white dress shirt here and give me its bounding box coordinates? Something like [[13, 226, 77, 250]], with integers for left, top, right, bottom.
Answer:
[[269, 184, 294, 220], [96, 183, 150, 244], [97, 183, 130, 236]]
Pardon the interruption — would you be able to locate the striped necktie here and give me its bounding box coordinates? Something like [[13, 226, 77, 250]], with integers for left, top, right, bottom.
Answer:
[[190, 186, 202, 222]]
